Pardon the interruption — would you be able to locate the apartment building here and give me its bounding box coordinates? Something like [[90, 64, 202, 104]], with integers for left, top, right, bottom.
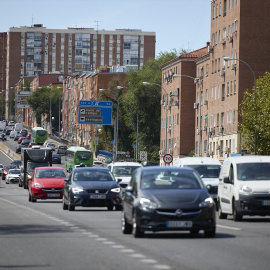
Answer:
[[207, 0, 270, 161], [4, 24, 155, 119], [0, 32, 7, 103], [160, 46, 209, 165]]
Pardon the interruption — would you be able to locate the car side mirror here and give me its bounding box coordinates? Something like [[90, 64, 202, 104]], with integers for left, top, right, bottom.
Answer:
[[64, 178, 70, 184], [117, 178, 122, 183], [224, 176, 231, 184], [125, 185, 133, 193]]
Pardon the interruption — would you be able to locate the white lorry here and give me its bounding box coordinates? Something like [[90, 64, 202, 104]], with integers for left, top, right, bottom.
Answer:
[[14, 123, 23, 132]]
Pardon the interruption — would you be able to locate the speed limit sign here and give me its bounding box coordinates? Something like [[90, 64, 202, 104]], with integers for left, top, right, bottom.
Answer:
[[163, 154, 173, 164]]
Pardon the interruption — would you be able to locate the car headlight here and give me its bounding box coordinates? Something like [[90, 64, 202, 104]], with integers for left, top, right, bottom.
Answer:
[[111, 187, 120, 193], [34, 183, 43, 188], [239, 185, 253, 195], [199, 197, 214, 208], [72, 187, 84, 194], [139, 198, 158, 212]]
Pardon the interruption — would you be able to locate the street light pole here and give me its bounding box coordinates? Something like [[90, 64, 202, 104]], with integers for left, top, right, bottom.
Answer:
[[142, 82, 168, 163], [47, 86, 52, 135], [224, 57, 257, 155]]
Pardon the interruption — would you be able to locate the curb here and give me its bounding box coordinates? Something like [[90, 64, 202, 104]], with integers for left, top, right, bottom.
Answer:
[[0, 141, 21, 160]]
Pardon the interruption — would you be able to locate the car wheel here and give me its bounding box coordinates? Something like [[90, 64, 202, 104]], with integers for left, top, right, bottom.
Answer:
[[218, 201, 227, 219], [233, 200, 242, 221], [28, 193, 31, 202], [115, 205, 122, 211], [121, 211, 132, 234], [132, 214, 144, 238], [62, 197, 68, 210], [68, 195, 75, 211], [6, 179, 9, 184], [204, 225, 216, 238], [107, 205, 114, 211]]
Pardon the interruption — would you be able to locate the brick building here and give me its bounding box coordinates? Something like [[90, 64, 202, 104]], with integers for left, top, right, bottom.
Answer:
[[4, 24, 155, 119]]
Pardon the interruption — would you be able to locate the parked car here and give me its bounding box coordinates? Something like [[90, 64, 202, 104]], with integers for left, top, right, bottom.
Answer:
[[121, 166, 216, 238], [11, 160, 21, 168], [5, 169, 21, 184], [2, 165, 17, 180], [28, 167, 67, 202], [56, 145, 67, 155], [16, 144, 27, 154], [10, 130, 17, 138], [52, 153, 61, 164], [107, 161, 143, 189], [62, 167, 122, 211], [14, 133, 21, 141]]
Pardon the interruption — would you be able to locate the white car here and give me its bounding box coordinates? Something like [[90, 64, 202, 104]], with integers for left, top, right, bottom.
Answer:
[[8, 121, 15, 126], [10, 130, 18, 138], [6, 169, 21, 184], [93, 161, 104, 167], [107, 161, 143, 188]]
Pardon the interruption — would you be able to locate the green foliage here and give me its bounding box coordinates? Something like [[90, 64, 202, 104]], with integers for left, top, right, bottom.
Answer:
[[239, 71, 270, 154]]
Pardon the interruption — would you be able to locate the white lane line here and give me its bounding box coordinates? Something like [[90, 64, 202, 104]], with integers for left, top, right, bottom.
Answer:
[[130, 254, 146, 258], [153, 265, 171, 269], [140, 259, 157, 264], [102, 241, 116, 245], [111, 245, 126, 249], [88, 234, 99, 238], [96, 238, 108, 241], [120, 249, 134, 253], [217, 224, 241, 231], [82, 232, 93, 235]]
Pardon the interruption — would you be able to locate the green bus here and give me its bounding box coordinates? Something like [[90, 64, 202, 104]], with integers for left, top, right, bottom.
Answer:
[[30, 127, 48, 145], [65, 146, 94, 172]]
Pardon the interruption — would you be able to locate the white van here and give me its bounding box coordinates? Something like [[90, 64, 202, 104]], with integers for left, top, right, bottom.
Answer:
[[173, 157, 222, 201], [218, 155, 270, 221], [107, 161, 142, 188]]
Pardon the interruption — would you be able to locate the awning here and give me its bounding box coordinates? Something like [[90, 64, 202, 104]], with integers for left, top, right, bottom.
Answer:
[[203, 114, 209, 120]]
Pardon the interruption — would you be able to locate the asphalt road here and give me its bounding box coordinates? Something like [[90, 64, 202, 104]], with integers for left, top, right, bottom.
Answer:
[[1, 140, 270, 270]]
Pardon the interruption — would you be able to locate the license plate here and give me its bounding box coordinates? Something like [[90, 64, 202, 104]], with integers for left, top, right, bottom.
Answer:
[[89, 194, 106, 199], [166, 221, 193, 228], [47, 193, 60, 197], [262, 200, 270, 206]]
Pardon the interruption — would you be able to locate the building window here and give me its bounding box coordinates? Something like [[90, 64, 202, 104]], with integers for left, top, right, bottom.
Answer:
[[222, 84, 225, 100], [227, 82, 230, 96], [234, 80, 237, 94], [230, 81, 233, 95]]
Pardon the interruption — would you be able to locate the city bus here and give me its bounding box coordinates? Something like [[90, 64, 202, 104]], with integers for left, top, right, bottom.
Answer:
[[65, 146, 94, 172], [30, 127, 48, 145]]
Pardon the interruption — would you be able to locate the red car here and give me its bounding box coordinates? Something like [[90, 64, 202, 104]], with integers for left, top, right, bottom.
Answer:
[[28, 167, 67, 202], [26, 133, 31, 139], [18, 136, 26, 144], [2, 165, 17, 180]]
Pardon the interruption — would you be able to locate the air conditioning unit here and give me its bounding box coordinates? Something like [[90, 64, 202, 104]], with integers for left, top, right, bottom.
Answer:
[[231, 64, 236, 70], [194, 102, 199, 109], [203, 99, 208, 105], [208, 46, 213, 53], [196, 128, 200, 135], [220, 69, 225, 76], [218, 126, 224, 133]]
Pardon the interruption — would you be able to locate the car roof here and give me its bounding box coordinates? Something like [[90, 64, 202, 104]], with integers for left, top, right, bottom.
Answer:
[[73, 167, 110, 172], [109, 162, 142, 167], [174, 157, 221, 166], [35, 166, 64, 170], [224, 155, 270, 163]]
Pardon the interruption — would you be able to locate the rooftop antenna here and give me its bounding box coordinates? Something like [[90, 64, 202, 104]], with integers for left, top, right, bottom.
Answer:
[[31, 14, 35, 26], [95, 20, 101, 35]]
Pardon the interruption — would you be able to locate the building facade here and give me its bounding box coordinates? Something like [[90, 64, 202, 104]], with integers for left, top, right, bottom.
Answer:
[[5, 24, 155, 119]]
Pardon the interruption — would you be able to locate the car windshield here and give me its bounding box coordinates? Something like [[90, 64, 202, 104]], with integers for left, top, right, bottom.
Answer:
[[112, 166, 141, 177], [140, 169, 204, 190], [184, 165, 221, 178], [73, 170, 114, 182], [5, 165, 16, 170], [9, 169, 20, 174], [36, 169, 67, 178], [237, 163, 270, 180]]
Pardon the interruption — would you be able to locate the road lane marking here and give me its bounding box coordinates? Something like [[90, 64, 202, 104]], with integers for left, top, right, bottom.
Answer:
[[141, 259, 157, 264], [153, 265, 171, 269], [217, 224, 241, 231], [130, 254, 146, 258]]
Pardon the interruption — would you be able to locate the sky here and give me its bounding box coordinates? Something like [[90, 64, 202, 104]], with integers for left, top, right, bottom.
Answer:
[[0, 0, 211, 57]]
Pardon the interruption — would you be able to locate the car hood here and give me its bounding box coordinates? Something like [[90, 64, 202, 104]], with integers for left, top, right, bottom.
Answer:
[[115, 176, 131, 184], [34, 178, 65, 187], [140, 189, 209, 208], [74, 181, 119, 190], [8, 174, 20, 177]]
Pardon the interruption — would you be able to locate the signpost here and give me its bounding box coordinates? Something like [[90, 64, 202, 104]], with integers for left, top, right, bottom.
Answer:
[[78, 100, 113, 125], [16, 91, 32, 109], [163, 153, 173, 165], [140, 151, 147, 161]]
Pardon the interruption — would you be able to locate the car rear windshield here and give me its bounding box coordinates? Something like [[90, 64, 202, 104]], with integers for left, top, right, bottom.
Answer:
[[36, 169, 67, 178], [237, 163, 270, 181], [141, 169, 204, 190], [184, 164, 221, 178], [112, 166, 141, 177], [37, 130, 47, 136]]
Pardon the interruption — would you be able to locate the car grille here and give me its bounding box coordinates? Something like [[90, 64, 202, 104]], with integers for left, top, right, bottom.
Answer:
[[156, 208, 202, 220], [42, 188, 63, 192], [86, 189, 108, 194]]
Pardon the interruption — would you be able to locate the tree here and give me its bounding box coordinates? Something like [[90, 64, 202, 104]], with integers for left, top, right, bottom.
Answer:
[[121, 49, 183, 161], [239, 71, 270, 155]]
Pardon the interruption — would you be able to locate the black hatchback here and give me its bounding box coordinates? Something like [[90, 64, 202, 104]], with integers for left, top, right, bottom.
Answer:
[[121, 167, 216, 238]]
